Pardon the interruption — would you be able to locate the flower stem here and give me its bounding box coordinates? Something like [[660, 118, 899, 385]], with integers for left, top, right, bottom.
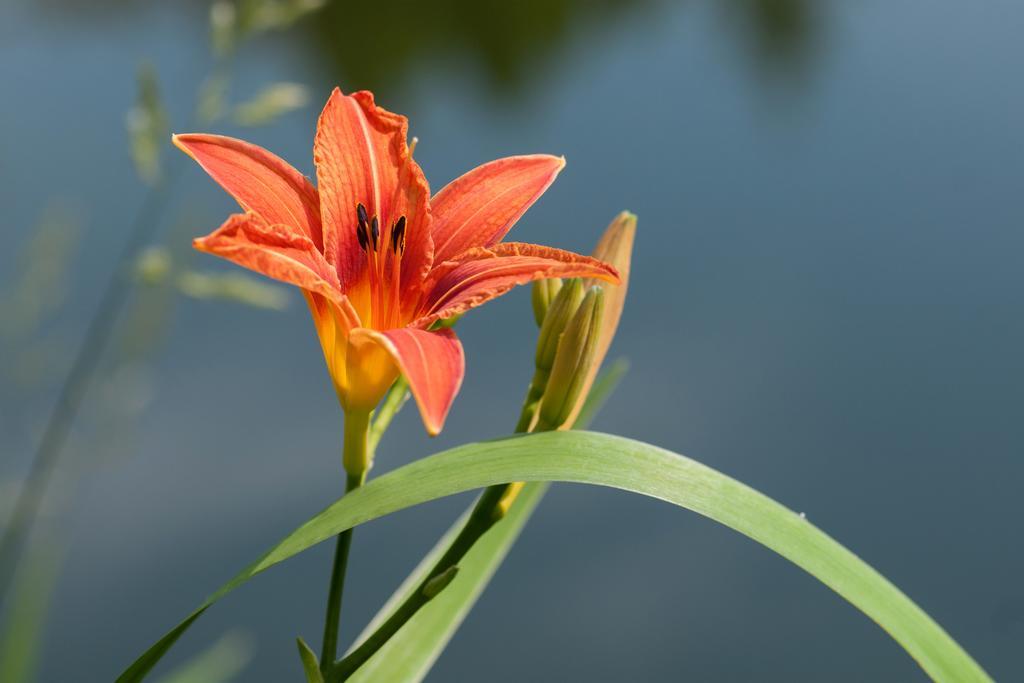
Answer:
[[327, 386, 545, 682], [328, 485, 510, 681], [320, 409, 371, 672], [514, 368, 548, 433]]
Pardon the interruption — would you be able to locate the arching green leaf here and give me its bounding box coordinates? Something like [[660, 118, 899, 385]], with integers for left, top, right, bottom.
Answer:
[[118, 431, 991, 683]]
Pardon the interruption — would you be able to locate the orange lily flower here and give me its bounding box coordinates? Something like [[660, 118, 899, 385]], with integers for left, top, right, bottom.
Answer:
[[175, 88, 619, 436]]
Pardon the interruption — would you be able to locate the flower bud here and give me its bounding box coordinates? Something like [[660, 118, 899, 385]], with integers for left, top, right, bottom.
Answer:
[[531, 278, 563, 327], [422, 565, 460, 599], [534, 278, 584, 373], [537, 286, 605, 431], [566, 211, 636, 426]]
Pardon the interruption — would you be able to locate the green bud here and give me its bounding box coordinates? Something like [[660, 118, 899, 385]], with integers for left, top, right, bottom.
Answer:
[[534, 278, 584, 372], [531, 278, 564, 327], [537, 286, 605, 431], [422, 565, 460, 599]]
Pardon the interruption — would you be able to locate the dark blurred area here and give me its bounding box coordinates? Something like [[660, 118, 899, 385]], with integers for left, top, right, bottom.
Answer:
[[315, 0, 657, 90], [1, 0, 1021, 681]]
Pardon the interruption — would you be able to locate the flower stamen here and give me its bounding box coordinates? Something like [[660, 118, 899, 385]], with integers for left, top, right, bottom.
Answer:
[[356, 204, 410, 328], [391, 216, 406, 254], [356, 203, 381, 326], [388, 215, 406, 326]]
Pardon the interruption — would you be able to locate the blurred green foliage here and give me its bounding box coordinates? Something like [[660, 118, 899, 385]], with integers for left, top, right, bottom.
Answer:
[[0, 206, 80, 352], [153, 631, 254, 683], [0, 5, 313, 680], [308, 0, 816, 92], [311, 0, 653, 91], [211, 0, 326, 56], [720, 0, 818, 79], [232, 82, 311, 126], [0, 540, 60, 683], [196, 74, 231, 125], [177, 270, 291, 309], [135, 245, 291, 311], [126, 65, 169, 186]]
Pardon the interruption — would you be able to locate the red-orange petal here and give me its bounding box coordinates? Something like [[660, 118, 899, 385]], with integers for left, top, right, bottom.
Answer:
[[173, 133, 323, 250], [313, 88, 432, 311], [414, 242, 620, 328], [193, 212, 344, 303], [352, 327, 465, 436], [430, 155, 565, 264]]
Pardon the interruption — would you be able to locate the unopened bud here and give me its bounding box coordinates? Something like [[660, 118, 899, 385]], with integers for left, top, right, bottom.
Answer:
[[422, 565, 460, 599], [531, 278, 563, 327], [537, 287, 605, 431], [534, 278, 584, 372], [565, 211, 636, 426]]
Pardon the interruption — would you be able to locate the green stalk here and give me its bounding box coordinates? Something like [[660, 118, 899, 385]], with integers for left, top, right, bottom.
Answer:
[[327, 391, 543, 681], [320, 409, 371, 672], [514, 368, 548, 433]]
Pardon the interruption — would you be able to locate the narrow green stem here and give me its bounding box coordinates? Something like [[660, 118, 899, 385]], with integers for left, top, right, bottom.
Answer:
[[328, 485, 509, 682], [327, 381, 547, 682], [341, 409, 372, 478], [514, 367, 548, 433], [321, 410, 371, 672]]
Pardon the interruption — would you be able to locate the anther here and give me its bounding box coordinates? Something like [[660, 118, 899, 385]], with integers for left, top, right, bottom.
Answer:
[[391, 216, 406, 253], [370, 216, 380, 250], [356, 223, 369, 251], [357, 203, 369, 227]]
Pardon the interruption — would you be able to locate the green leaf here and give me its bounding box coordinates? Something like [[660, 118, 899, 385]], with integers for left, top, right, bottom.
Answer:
[[118, 610, 208, 682], [118, 432, 991, 683], [295, 637, 324, 683]]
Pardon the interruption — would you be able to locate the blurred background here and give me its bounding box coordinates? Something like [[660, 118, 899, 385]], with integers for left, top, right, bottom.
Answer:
[[1, 0, 1022, 680]]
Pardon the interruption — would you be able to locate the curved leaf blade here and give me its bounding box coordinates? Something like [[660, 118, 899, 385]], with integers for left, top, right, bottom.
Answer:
[[119, 432, 991, 683]]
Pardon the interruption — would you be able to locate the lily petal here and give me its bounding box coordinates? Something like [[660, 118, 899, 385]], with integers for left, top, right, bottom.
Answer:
[[306, 291, 362, 404], [351, 327, 465, 436], [173, 134, 323, 250], [415, 242, 619, 329], [194, 213, 343, 303], [430, 155, 565, 264], [313, 88, 432, 309]]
